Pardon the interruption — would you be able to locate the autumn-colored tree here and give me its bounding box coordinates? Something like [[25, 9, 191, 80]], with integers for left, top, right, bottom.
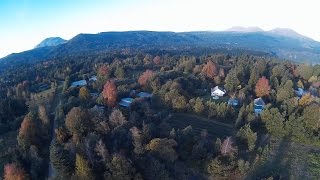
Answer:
[[299, 93, 313, 106], [109, 109, 127, 127], [18, 113, 38, 149], [102, 80, 117, 107], [98, 64, 109, 76], [221, 137, 236, 156], [219, 68, 225, 78], [55, 127, 70, 143], [38, 105, 49, 125], [79, 86, 90, 103], [74, 154, 94, 180], [95, 140, 110, 164], [3, 163, 28, 180], [130, 126, 144, 154], [138, 70, 155, 86], [297, 79, 304, 88], [153, 56, 161, 65], [65, 107, 91, 142], [202, 60, 218, 80], [255, 76, 270, 97]]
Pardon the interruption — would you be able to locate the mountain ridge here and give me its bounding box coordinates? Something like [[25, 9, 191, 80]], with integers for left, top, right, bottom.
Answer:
[[1, 29, 320, 65]]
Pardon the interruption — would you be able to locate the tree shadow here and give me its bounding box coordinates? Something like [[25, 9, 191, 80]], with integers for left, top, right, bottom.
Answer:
[[246, 135, 293, 180]]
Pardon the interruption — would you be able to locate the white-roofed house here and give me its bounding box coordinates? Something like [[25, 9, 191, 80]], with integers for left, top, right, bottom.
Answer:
[[211, 86, 226, 99]]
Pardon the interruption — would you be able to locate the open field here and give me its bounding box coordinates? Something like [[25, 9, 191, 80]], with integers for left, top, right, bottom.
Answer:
[[167, 113, 234, 139]]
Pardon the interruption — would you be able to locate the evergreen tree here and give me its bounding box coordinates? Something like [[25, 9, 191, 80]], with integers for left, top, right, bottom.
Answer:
[[225, 69, 240, 92]]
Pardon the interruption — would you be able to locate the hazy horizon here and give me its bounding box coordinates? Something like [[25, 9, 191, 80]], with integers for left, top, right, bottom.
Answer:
[[1, 0, 320, 58]]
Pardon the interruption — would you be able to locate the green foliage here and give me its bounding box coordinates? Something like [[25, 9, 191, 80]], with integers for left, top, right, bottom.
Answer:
[[308, 152, 320, 179], [237, 124, 257, 151], [189, 97, 205, 114], [63, 76, 71, 93], [261, 107, 286, 138], [146, 138, 178, 162], [225, 69, 240, 92], [50, 142, 74, 178], [276, 80, 294, 102], [297, 64, 314, 80], [303, 104, 320, 132]]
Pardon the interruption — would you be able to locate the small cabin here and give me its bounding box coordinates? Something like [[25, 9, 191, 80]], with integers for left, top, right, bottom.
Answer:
[[254, 98, 265, 114], [71, 80, 87, 88], [211, 86, 226, 99], [295, 88, 306, 97], [119, 98, 134, 107], [228, 98, 239, 106], [89, 76, 97, 82], [137, 92, 153, 98]]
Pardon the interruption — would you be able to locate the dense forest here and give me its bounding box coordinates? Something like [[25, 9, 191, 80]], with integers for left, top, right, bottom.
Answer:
[[0, 49, 319, 180]]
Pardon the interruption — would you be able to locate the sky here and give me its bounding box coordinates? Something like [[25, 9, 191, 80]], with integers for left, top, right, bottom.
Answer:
[[0, 0, 319, 58]]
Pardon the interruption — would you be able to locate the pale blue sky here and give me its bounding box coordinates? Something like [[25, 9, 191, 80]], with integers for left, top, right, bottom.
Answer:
[[0, 0, 319, 58]]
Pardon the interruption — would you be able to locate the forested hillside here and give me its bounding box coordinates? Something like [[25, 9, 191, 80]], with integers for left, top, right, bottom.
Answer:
[[1, 30, 320, 67], [0, 48, 319, 179]]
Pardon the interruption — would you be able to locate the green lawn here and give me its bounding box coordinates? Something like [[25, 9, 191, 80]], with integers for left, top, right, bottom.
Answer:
[[167, 113, 234, 139]]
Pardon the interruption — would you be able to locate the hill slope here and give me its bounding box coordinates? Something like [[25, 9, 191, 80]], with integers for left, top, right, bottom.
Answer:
[[1, 30, 320, 65]]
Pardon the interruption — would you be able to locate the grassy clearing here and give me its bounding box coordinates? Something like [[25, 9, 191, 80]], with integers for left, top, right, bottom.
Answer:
[[167, 113, 234, 139]]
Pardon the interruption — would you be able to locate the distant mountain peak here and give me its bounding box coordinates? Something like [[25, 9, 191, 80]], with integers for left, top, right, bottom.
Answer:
[[268, 28, 312, 41], [35, 37, 67, 49], [226, 26, 264, 32]]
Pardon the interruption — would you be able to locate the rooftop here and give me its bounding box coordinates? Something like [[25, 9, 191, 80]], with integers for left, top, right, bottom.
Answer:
[[119, 97, 134, 107], [137, 92, 153, 98], [254, 98, 265, 106], [71, 80, 87, 87]]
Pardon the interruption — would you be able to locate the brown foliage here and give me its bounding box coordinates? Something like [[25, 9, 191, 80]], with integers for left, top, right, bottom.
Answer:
[[18, 114, 37, 147], [38, 105, 49, 125], [98, 64, 109, 76], [221, 137, 236, 156], [65, 107, 91, 138], [299, 93, 313, 106], [138, 70, 155, 86], [95, 140, 110, 163], [79, 86, 90, 102], [4, 163, 28, 180], [219, 68, 225, 78], [102, 80, 117, 107], [55, 127, 70, 143], [202, 60, 218, 80], [109, 109, 127, 127], [153, 56, 161, 65], [255, 76, 270, 97]]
